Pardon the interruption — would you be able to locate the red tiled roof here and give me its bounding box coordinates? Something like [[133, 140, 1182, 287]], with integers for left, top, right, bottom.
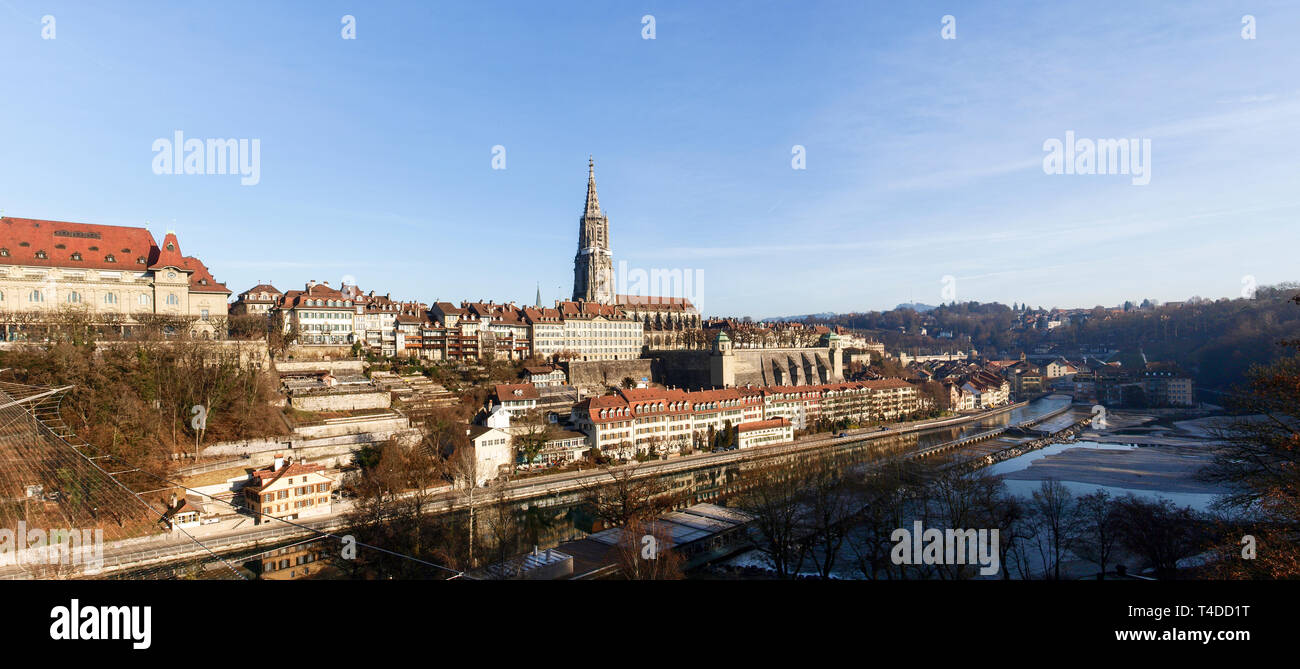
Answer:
[[239, 283, 282, 299], [246, 461, 327, 492], [0, 216, 230, 293], [280, 283, 352, 309], [181, 256, 230, 294], [150, 232, 186, 270], [0, 216, 158, 270], [738, 418, 791, 433], [494, 383, 540, 401]]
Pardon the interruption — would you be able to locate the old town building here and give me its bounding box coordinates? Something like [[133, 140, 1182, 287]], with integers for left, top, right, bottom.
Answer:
[[0, 216, 230, 339], [243, 457, 335, 525], [229, 283, 282, 316]]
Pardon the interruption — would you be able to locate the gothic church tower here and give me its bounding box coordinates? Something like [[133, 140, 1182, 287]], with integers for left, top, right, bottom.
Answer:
[[572, 157, 614, 304]]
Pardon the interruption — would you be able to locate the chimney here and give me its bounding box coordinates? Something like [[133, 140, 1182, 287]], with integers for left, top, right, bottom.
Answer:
[[307, 279, 316, 289], [273, 454, 284, 470]]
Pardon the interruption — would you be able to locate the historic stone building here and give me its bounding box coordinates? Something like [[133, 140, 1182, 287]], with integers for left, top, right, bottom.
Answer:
[[0, 216, 230, 339], [568, 158, 701, 351], [620, 294, 703, 349], [572, 157, 614, 305]]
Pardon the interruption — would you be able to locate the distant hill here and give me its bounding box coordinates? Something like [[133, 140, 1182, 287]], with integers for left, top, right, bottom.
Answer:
[[895, 302, 938, 313], [763, 312, 838, 322]]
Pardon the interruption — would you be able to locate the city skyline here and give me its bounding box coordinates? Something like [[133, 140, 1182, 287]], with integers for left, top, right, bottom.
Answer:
[[1, 1, 1298, 316]]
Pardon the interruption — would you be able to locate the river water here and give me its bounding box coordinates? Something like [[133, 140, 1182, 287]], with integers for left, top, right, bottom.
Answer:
[[514, 394, 1077, 547]]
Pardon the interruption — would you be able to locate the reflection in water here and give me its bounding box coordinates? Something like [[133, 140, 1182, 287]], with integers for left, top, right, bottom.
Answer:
[[498, 396, 1075, 552]]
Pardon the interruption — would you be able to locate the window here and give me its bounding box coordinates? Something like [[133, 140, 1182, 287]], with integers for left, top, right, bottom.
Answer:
[[200, 309, 209, 320], [139, 294, 150, 306], [35, 250, 47, 259], [105, 254, 115, 263], [70, 252, 82, 261], [166, 294, 178, 306], [0, 248, 7, 257], [104, 293, 116, 304], [29, 290, 43, 303]]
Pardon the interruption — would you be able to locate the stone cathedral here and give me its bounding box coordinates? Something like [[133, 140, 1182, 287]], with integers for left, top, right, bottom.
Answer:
[[572, 157, 614, 304]]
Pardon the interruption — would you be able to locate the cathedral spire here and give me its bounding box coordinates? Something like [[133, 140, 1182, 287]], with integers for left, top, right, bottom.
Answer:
[[584, 155, 601, 217], [574, 156, 613, 304]]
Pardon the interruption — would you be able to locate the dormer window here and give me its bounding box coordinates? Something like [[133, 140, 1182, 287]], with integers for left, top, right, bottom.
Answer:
[[166, 242, 175, 251], [136, 256, 146, 264], [0, 248, 7, 257], [105, 254, 115, 263], [70, 252, 82, 261], [35, 250, 47, 259]]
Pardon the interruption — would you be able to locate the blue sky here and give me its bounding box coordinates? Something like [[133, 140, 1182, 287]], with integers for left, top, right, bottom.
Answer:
[[1, 1, 1297, 318]]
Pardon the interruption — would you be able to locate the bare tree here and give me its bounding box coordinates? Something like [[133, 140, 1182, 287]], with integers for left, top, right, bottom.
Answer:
[[512, 409, 555, 468], [799, 468, 858, 579], [1028, 479, 1077, 580], [1110, 494, 1206, 579], [733, 459, 810, 578], [1073, 490, 1120, 579], [446, 445, 482, 569], [578, 463, 672, 530]]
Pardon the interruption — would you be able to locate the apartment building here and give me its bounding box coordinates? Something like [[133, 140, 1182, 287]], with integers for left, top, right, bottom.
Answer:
[[960, 371, 1011, 409], [737, 418, 794, 449], [1142, 365, 1195, 407], [556, 300, 644, 361], [761, 378, 920, 430], [522, 306, 565, 358], [572, 379, 920, 460], [276, 281, 356, 346], [229, 283, 282, 316], [493, 383, 540, 417], [464, 301, 531, 360], [243, 457, 335, 524]]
